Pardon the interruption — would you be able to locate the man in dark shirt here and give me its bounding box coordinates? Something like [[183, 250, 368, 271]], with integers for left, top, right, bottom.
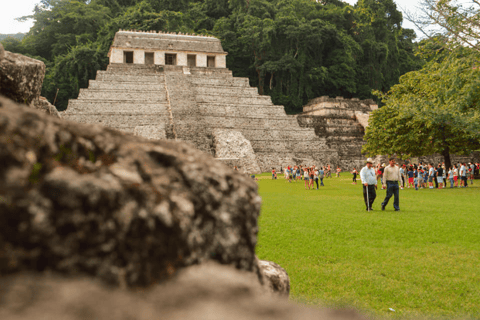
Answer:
[[436, 164, 444, 189]]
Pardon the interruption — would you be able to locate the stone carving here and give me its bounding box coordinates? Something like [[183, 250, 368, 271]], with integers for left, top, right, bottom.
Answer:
[[258, 259, 290, 297], [213, 129, 261, 174], [0, 263, 367, 320], [0, 45, 46, 105], [0, 95, 262, 287]]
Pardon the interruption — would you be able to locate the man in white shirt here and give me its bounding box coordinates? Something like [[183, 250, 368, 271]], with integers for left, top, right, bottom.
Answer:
[[381, 157, 402, 211], [360, 158, 377, 211], [460, 163, 468, 187]]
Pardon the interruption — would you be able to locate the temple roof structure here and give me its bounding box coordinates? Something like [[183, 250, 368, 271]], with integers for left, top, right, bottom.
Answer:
[[109, 30, 225, 55]]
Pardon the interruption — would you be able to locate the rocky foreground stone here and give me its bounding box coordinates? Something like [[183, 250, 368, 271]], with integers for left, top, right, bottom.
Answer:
[[0, 262, 366, 320], [0, 95, 262, 287], [0, 44, 46, 105]]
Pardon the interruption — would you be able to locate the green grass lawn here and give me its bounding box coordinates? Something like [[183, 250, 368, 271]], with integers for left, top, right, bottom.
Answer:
[[255, 173, 480, 319]]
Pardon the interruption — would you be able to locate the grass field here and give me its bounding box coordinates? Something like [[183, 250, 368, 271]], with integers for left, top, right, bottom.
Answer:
[[255, 173, 480, 319]]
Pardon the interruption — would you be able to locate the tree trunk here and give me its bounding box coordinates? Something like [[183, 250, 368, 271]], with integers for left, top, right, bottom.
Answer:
[[256, 68, 264, 95], [442, 147, 451, 171]]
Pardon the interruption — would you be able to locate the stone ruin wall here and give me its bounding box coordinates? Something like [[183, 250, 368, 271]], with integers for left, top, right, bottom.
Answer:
[[296, 96, 377, 170]]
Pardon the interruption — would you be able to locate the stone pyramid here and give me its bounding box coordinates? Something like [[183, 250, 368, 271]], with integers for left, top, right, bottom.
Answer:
[[63, 31, 342, 173]]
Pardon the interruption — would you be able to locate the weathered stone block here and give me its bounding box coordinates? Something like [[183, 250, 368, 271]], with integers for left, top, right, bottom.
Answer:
[[0, 96, 262, 287], [0, 48, 45, 104]]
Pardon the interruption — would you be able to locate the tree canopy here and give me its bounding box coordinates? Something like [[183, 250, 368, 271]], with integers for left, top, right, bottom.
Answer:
[[363, 47, 480, 169], [2, 0, 422, 111]]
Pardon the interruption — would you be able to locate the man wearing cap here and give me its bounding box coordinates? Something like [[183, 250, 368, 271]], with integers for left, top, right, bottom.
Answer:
[[360, 158, 377, 211], [381, 157, 402, 211]]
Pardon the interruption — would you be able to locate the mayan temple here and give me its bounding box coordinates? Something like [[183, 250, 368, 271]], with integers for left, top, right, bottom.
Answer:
[[63, 30, 375, 172]]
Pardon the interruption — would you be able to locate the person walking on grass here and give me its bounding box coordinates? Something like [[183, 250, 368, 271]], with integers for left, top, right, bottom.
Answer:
[[326, 164, 332, 178], [360, 158, 377, 211], [381, 157, 401, 212], [352, 167, 358, 184]]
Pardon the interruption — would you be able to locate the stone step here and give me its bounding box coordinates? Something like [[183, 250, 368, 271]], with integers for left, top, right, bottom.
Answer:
[[66, 100, 170, 114], [63, 114, 169, 131], [197, 109, 285, 118], [193, 86, 259, 97], [188, 77, 249, 87], [189, 66, 233, 75], [200, 116, 308, 129], [164, 69, 233, 79], [88, 80, 166, 91], [196, 94, 272, 105], [77, 89, 167, 101], [107, 63, 163, 74], [96, 71, 164, 82]]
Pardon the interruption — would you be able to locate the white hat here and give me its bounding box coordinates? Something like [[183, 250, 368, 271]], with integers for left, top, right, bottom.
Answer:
[[366, 158, 373, 164]]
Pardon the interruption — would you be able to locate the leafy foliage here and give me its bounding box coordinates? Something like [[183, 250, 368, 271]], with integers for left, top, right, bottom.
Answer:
[[363, 47, 480, 169], [2, 0, 422, 111]]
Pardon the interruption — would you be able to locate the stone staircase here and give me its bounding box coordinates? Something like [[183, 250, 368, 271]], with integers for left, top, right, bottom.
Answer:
[[183, 68, 336, 171], [296, 114, 366, 170], [64, 64, 170, 139]]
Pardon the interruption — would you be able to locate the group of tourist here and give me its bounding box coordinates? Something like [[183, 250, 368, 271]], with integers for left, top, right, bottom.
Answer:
[[245, 158, 478, 212], [277, 164, 346, 189], [372, 161, 478, 190], [360, 158, 479, 212]]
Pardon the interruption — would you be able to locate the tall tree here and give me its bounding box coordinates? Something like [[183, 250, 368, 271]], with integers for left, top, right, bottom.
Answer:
[[363, 47, 480, 170]]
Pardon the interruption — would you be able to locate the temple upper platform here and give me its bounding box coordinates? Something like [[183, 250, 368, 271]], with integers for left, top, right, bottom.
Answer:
[[108, 30, 227, 68]]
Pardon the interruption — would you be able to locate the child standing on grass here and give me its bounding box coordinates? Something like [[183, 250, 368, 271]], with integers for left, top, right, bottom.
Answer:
[[351, 168, 358, 184], [272, 168, 277, 180], [336, 166, 341, 177], [407, 167, 414, 188]]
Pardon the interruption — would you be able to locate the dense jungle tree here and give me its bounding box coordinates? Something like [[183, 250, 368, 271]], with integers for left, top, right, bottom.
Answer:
[[2, 0, 422, 111]]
